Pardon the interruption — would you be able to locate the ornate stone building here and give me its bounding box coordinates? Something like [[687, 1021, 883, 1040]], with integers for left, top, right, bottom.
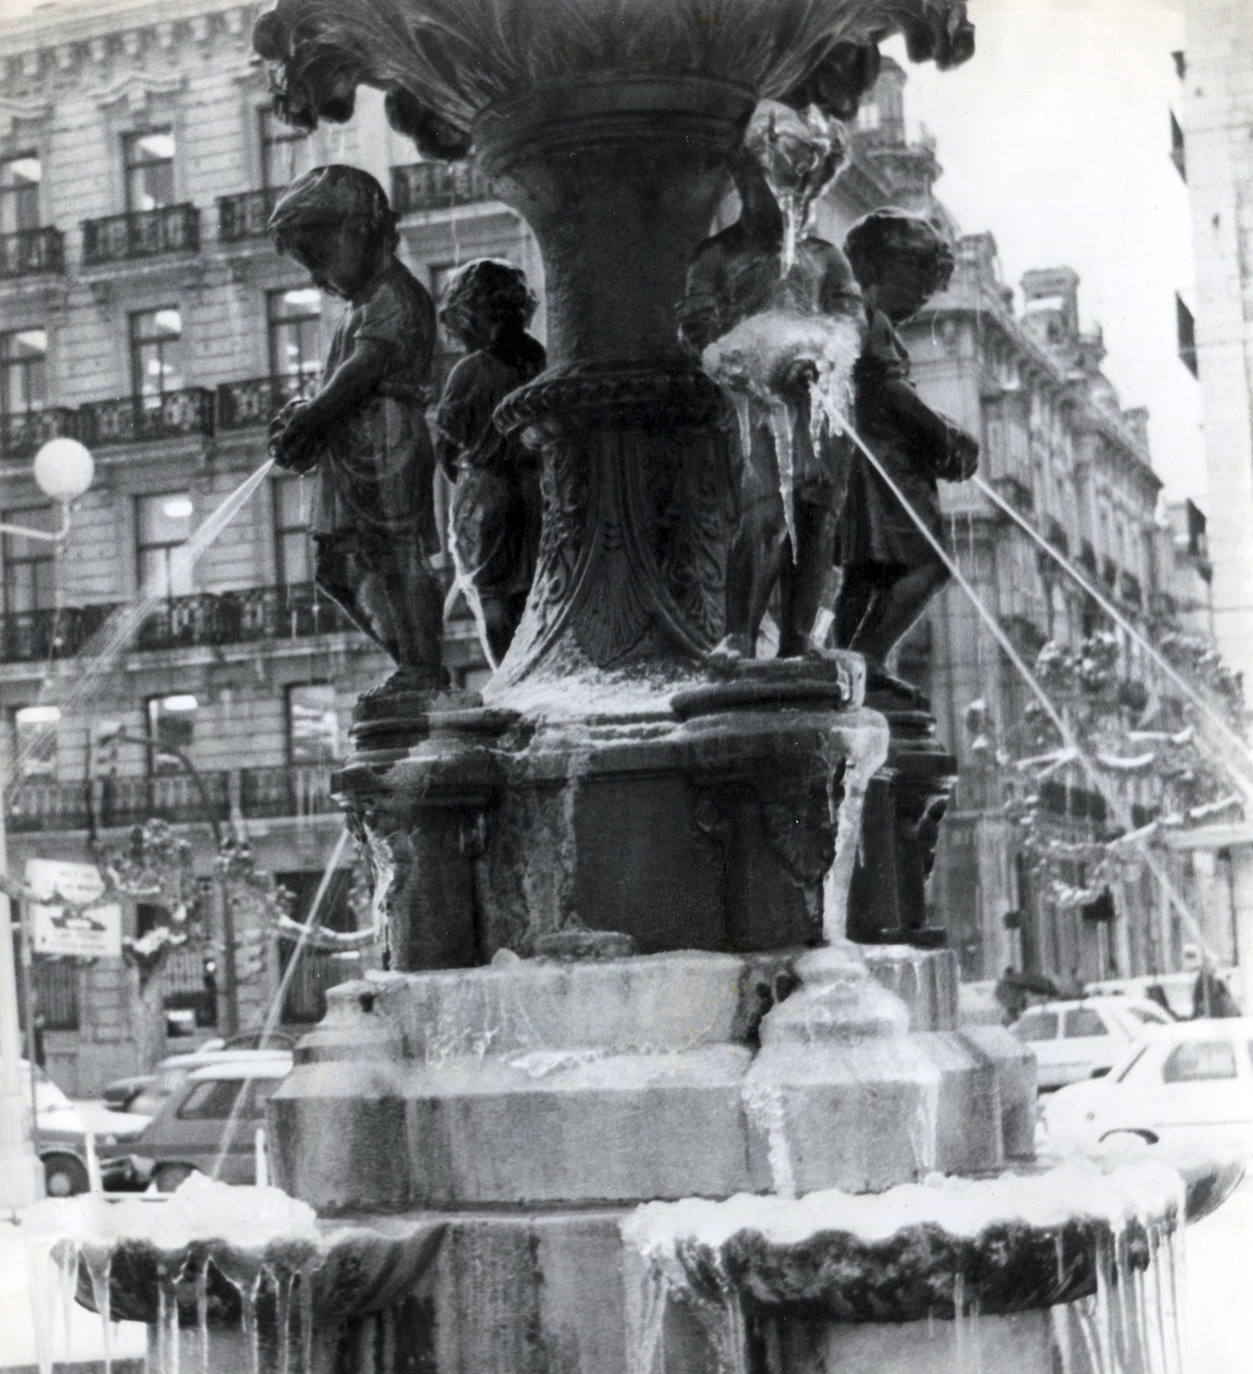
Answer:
[[905, 236, 1231, 986], [0, 0, 539, 1090]]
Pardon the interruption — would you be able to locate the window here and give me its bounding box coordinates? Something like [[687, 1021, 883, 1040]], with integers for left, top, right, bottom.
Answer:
[[1162, 1039, 1237, 1083], [1063, 1008, 1105, 1038], [272, 477, 310, 586], [0, 152, 40, 234], [123, 128, 176, 213], [1169, 111, 1186, 182], [1013, 1011, 1058, 1042], [129, 308, 184, 404], [260, 108, 313, 190], [286, 683, 338, 765], [9, 704, 58, 779], [267, 287, 322, 391], [136, 491, 193, 596], [145, 694, 198, 775], [1128, 1005, 1172, 1026], [176, 1075, 277, 1120], [1176, 294, 1198, 378], [2, 505, 55, 613], [1, 327, 47, 417]]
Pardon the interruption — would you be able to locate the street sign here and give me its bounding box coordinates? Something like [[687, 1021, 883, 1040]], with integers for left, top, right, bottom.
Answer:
[[24, 858, 122, 959]]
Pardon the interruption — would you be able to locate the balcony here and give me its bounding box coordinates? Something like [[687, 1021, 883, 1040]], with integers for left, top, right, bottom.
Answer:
[[240, 763, 338, 819], [217, 373, 320, 431], [217, 187, 285, 244], [0, 602, 120, 665], [135, 582, 357, 652], [0, 226, 64, 279], [0, 407, 80, 461], [7, 762, 339, 833], [82, 204, 200, 266], [78, 388, 214, 448], [391, 159, 493, 216], [1, 585, 357, 669]]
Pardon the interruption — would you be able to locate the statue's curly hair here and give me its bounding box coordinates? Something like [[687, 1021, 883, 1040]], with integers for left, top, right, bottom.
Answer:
[[268, 164, 399, 255], [844, 209, 955, 298], [438, 258, 537, 337]]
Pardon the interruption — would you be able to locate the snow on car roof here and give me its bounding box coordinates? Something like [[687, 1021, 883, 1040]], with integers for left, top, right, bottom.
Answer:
[[185, 1056, 293, 1081]]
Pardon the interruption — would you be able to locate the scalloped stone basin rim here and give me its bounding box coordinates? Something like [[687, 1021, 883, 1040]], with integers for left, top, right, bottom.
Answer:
[[621, 1151, 1245, 1321]]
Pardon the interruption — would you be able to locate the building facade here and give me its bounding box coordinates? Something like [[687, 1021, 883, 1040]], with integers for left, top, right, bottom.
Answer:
[[0, 0, 539, 1091]]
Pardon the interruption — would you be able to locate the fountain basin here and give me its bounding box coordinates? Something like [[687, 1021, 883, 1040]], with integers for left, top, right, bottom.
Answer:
[[622, 1152, 1239, 1325]]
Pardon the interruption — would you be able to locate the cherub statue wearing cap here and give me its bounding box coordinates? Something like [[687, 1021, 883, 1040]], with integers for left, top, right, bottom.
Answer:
[[267, 164, 445, 695]]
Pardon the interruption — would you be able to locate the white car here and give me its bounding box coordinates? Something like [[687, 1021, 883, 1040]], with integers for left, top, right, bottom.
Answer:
[[1085, 970, 1242, 1021], [22, 1060, 148, 1195], [1040, 1017, 1253, 1159], [1010, 996, 1174, 1090]]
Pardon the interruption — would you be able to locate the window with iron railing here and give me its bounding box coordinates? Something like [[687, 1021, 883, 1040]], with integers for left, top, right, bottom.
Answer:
[[0, 151, 40, 233], [124, 128, 176, 213], [135, 490, 193, 598], [260, 108, 314, 190], [129, 307, 185, 407], [2, 503, 55, 615]]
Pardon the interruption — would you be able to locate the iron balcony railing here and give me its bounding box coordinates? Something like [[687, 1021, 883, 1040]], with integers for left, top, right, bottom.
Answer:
[[7, 763, 338, 833], [0, 407, 80, 461], [391, 159, 493, 216], [0, 602, 120, 664], [217, 187, 285, 243], [217, 373, 321, 431], [78, 388, 215, 448], [240, 762, 338, 819], [82, 204, 200, 265], [0, 226, 65, 278], [133, 582, 357, 651], [0, 584, 356, 667]]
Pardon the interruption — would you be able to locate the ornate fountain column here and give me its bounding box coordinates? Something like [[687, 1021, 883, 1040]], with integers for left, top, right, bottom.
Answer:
[[477, 77, 749, 682]]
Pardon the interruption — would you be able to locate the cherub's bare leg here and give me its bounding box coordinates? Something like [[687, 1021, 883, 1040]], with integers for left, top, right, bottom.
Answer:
[[717, 496, 789, 658], [849, 560, 948, 667]]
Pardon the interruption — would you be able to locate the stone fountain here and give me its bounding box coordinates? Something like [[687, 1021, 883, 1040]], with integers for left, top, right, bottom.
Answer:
[[36, 2, 1241, 1373]]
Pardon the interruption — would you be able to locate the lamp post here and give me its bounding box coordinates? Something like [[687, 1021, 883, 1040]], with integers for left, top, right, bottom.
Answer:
[[98, 729, 240, 1038], [0, 437, 93, 1210]]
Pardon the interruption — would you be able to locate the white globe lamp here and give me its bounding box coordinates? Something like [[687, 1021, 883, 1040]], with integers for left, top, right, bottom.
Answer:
[[32, 437, 94, 503]]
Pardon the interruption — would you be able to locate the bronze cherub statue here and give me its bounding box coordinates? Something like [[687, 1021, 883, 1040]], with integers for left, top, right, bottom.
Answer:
[[266, 164, 446, 697]]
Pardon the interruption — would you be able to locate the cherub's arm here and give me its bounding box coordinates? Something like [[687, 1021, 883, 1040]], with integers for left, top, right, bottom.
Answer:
[[876, 379, 979, 480], [272, 338, 388, 469]]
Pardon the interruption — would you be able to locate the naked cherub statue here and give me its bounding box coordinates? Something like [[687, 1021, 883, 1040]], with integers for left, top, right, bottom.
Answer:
[[266, 164, 446, 697], [434, 259, 546, 668], [679, 101, 866, 663], [834, 209, 979, 703]]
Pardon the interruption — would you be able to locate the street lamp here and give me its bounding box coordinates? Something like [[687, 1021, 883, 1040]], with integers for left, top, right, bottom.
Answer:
[[0, 437, 94, 1209]]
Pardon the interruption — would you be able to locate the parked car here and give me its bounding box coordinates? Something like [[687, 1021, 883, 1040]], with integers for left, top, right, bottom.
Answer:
[[1009, 996, 1174, 1090], [100, 1057, 292, 1192], [1085, 970, 1242, 1021], [101, 1038, 295, 1116], [23, 1060, 148, 1196], [1040, 1016, 1253, 1159]]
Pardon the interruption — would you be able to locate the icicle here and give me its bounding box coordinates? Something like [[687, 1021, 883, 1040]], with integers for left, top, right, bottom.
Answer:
[[1162, 1223, 1184, 1374], [1150, 1226, 1171, 1374], [159, 1268, 181, 1374], [1050, 1305, 1074, 1374], [728, 389, 754, 467], [1073, 1298, 1104, 1374], [240, 1272, 263, 1374], [83, 1244, 114, 1374], [1092, 1234, 1114, 1374], [766, 398, 797, 556], [55, 1241, 80, 1371], [157, 1270, 170, 1374], [951, 1272, 966, 1374], [1054, 1231, 1066, 1292], [194, 1257, 210, 1374], [299, 1263, 317, 1374], [274, 1266, 295, 1374], [625, 1261, 668, 1374]]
